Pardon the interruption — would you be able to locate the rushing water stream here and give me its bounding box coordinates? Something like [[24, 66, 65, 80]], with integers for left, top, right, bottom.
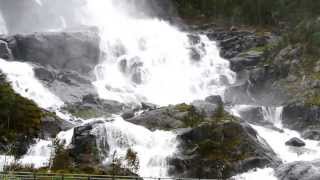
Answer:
[[0, 0, 319, 179]]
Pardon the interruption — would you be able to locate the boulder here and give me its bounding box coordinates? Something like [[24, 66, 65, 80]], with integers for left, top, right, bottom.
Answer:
[[169, 121, 280, 179], [205, 95, 223, 106], [63, 94, 126, 119], [302, 129, 320, 141], [282, 102, 320, 133], [10, 28, 100, 75], [285, 137, 306, 147], [127, 105, 185, 131], [276, 161, 320, 180], [69, 121, 109, 169], [128, 100, 224, 131]]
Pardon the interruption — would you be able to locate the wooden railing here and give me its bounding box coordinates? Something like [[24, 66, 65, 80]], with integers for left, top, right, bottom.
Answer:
[[0, 172, 219, 180]]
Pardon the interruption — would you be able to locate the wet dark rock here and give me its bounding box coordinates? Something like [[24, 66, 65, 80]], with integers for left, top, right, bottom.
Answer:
[[10, 28, 100, 75], [276, 160, 320, 180], [302, 129, 320, 141], [285, 137, 306, 147], [169, 121, 280, 179], [206, 30, 267, 59], [205, 95, 223, 106], [40, 112, 74, 139], [282, 103, 320, 133], [127, 105, 185, 131], [237, 106, 265, 125], [70, 121, 109, 169], [34, 66, 56, 83], [0, 40, 12, 59], [141, 102, 157, 110], [229, 50, 265, 72]]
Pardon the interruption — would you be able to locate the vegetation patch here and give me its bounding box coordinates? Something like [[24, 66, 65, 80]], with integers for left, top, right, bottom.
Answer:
[[0, 73, 43, 157]]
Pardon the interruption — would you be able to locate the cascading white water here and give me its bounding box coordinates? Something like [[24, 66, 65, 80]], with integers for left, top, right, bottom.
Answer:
[[91, 116, 177, 177], [0, 59, 63, 109], [84, 0, 235, 106], [232, 106, 320, 179], [19, 140, 53, 168]]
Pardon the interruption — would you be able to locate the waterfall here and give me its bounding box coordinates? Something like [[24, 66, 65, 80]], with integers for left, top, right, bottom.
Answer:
[[93, 116, 177, 177], [83, 0, 235, 106], [0, 59, 63, 109], [232, 106, 320, 179]]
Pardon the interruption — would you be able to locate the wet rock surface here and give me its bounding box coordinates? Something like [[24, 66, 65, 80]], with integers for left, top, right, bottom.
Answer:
[[276, 161, 320, 180], [282, 102, 320, 134], [63, 94, 127, 119], [285, 137, 306, 147]]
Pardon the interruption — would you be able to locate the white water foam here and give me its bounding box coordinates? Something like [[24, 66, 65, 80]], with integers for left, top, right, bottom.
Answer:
[[83, 0, 235, 106], [0, 59, 63, 109], [92, 116, 178, 177], [231, 105, 320, 179], [19, 139, 53, 168]]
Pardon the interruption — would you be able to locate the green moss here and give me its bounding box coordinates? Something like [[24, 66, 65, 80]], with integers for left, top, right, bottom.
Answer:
[[70, 108, 101, 119], [305, 94, 320, 106], [175, 103, 193, 112]]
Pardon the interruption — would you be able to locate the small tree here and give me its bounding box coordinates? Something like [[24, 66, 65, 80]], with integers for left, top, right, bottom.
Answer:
[[125, 148, 139, 173]]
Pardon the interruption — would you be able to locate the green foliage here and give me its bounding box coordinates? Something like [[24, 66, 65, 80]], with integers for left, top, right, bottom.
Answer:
[[125, 148, 139, 173], [51, 140, 74, 172], [0, 74, 43, 157], [173, 0, 320, 26]]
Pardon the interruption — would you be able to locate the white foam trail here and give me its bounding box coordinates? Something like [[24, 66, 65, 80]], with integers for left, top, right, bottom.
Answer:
[[232, 168, 277, 180], [84, 0, 235, 106], [93, 116, 178, 177], [0, 155, 14, 171], [252, 125, 320, 163], [19, 139, 53, 168], [0, 59, 63, 109]]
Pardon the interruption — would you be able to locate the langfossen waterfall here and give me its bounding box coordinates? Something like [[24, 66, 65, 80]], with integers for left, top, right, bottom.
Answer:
[[0, 0, 319, 180]]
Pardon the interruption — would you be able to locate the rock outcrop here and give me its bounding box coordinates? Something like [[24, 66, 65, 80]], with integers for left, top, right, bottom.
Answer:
[[276, 161, 320, 180], [169, 121, 280, 179]]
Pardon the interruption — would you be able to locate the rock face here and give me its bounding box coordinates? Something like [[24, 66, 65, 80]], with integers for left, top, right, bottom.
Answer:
[[0, 40, 12, 59], [40, 111, 74, 139], [128, 100, 279, 179], [10, 28, 100, 75], [229, 50, 265, 72], [225, 66, 289, 106], [206, 30, 267, 59], [128, 98, 223, 131], [169, 121, 280, 179], [63, 94, 126, 119], [285, 137, 306, 147], [0, 28, 101, 104], [276, 161, 320, 180], [69, 121, 108, 168], [282, 103, 320, 135]]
